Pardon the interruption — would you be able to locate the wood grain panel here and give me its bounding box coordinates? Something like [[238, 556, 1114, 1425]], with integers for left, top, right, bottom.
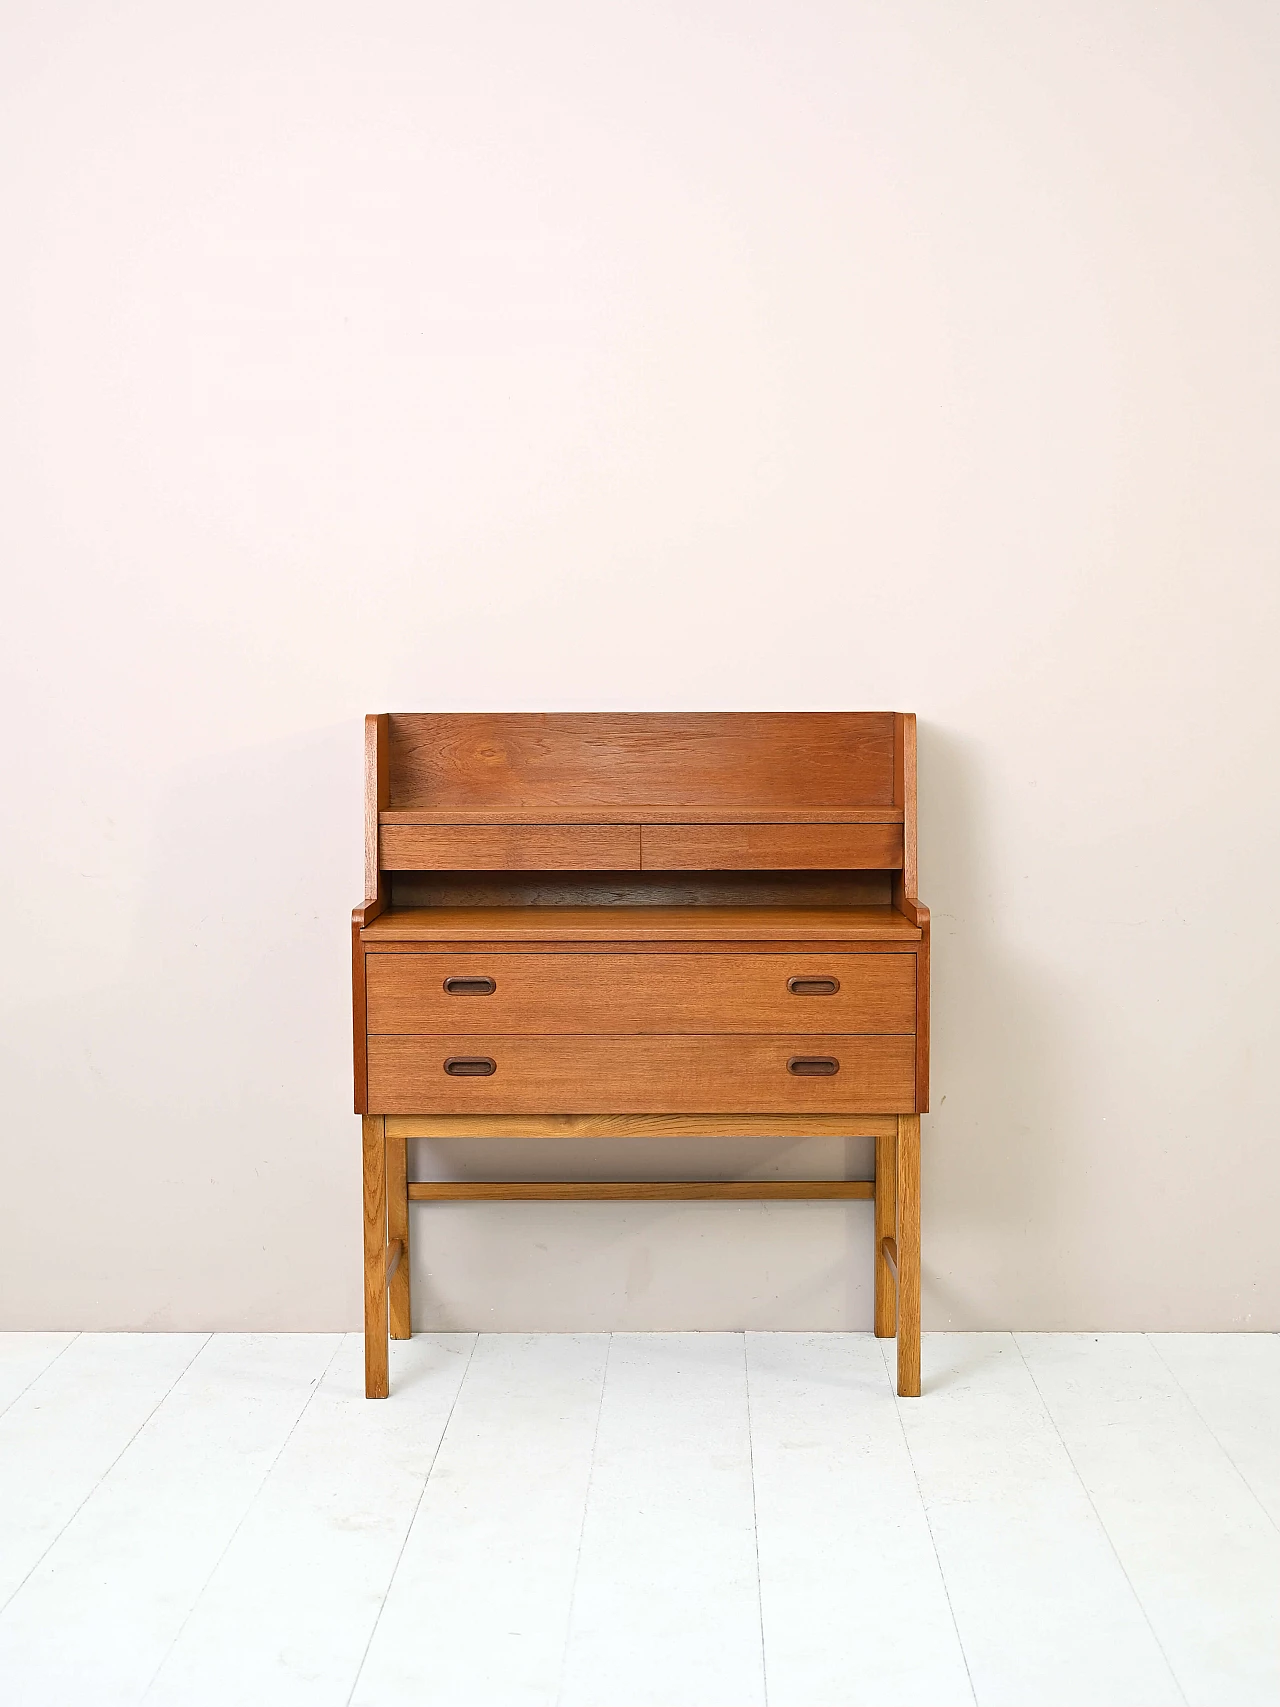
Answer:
[[407, 1180, 875, 1201], [361, 905, 922, 943], [379, 824, 640, 871], [367, 952, 915, 1035], [896, 1112, 921, 1396], [361, 1114, 388, 1399], [642, 824, 903, 871], [352, 919, 369, 1114], [386, 1113, 900, 1138], [367, 1034, 915, 1114], [389, 872, 893, 909], [386, 712, 895, 809], [364, 714, 389, 903], [380, 805, 904, 825]]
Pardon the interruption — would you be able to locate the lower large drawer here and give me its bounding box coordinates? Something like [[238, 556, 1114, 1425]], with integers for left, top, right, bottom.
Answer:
[[366, 1034, 915, 1114], [366, 952, 915, 1034]]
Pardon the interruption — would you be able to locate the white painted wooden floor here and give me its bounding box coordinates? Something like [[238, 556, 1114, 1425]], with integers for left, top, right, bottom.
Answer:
[[0, 1333, 1277, 1706]]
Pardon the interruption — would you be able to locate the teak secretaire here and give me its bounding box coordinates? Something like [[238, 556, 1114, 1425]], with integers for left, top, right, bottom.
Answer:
[[353, 712, 928, 1397]]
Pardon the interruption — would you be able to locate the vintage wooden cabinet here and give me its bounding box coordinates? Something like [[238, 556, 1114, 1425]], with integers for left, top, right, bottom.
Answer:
[[353, 713, 928, 1397]]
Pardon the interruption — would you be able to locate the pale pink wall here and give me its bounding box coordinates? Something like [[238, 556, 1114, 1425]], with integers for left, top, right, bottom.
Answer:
[[1, 1, 1276, 1328]]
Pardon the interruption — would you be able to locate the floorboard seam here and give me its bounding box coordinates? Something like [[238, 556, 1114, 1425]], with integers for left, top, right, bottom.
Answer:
[[553, 1332, 612, 1707], [139, 1331, 346, 1702], [0, 1332, 213, 1625], [880, 1336, 979, 1707], [1011, 1333, 1189, 1706], [0, 1333, 81, 1425], [343, 1329, 480, 1707], [1144, 1333, 1280, 1539], [742, 1333, 770, 1707]]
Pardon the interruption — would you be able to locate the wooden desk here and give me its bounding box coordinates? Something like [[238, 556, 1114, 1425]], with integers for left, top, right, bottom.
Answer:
[[353, 713, 929, 1397]]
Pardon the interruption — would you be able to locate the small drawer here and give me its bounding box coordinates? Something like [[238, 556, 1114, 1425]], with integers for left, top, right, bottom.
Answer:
[[641, 823, 903, 870], [365, 1034, 916, 1114], [379, 823, 640, 871], [366, 952, 916, 1035]]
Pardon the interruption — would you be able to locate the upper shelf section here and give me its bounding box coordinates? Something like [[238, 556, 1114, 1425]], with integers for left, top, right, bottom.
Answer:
[[385, 712, 896, 811], [364, 711, 918, 886]]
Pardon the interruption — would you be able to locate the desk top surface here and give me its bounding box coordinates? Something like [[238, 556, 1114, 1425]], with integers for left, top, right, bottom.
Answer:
[[361, 905, 923, 943]]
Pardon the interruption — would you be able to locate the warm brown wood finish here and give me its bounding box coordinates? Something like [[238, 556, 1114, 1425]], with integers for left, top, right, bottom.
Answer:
[[367, 952, 915, 1036], [386, 712, 895, 810], [874, 1123, 897, 1339], [361, 1115, 388, 1399], [895, 1113, 922, 1397], [368, 1033, 915, 1115], [386, 1127, 410, 1340], [362, 905, 921, 943], [354, 711, 929, 1397], [381, 804, 904, 825], [380, 824, 641, 871], [641, 823, 903, 870], [408, 1180, 874, 1201], [365, 714, 389, 904], [391, 871, 894, 909], [352, 919, 369, 1116], [387, 1113, 899, 1139]]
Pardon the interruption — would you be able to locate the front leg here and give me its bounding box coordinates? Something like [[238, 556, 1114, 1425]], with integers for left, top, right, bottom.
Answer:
[[895, 1113, 921, 1397], [362, 1114, 389, 1397]]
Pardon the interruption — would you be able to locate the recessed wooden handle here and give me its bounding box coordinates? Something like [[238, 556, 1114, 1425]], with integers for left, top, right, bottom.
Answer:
[[443, 1056, 497, 1077], [443, 976, 496, 995], [787, 1056, 840, 1076], [787, 975, 840, 996]]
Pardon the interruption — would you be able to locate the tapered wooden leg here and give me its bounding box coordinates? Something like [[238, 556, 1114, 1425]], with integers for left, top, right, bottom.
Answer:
[[895, 1113, 921, 1397], [362, 1113, 389, 1398], [386, 1128, 411, 1340], [874, 1122, 898, 1338]]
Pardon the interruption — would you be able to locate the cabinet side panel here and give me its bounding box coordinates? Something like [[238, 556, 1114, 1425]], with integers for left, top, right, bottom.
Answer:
[[353, 926, 369, 1114], [365, 714, 389, 903], [916, 933, 929, 1112], [892, 712, 917, 905]]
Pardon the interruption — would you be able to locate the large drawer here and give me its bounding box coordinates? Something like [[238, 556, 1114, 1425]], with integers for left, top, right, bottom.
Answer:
[[379, 824, 640, 871], [366, 1034, 916, 1114], [366, 952, 915, 1034]]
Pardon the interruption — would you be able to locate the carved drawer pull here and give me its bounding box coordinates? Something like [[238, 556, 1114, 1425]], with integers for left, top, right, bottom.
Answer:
[[787, 1056, 840, 1076], [787, 975, 840, 996], [444, 1056, 497, 1077], [443, 976, 497, 995]]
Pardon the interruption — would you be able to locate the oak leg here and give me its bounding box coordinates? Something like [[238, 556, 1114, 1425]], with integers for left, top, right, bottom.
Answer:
[[387, 1127, 411, 1340], [895, 1113, 921, 1397], [362, 1113, 389, 1398], [873, 1123, 898, 1338]]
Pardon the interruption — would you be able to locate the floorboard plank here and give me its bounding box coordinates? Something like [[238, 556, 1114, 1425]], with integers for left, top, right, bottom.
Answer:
[[1018, 1332, 1280, 1707], [747, 1332, 972, 1706], [0, 1334, 338, 1706], [148, 1333, 474, 1707], [558, 1332, 765, 1707], [352, 1332, 607, 1707], [0, 1333, 208, 1612], [0, 1334, 78, 1420], [889, 1334, 1180, 1707], [1149, 1332, 1280, 1532]]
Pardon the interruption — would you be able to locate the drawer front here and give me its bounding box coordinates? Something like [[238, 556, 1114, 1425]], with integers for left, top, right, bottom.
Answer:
[[366, 952, 915, 1035], [366, 1034, 915, 1114], [641, 823, 903, 870], [380, 824, 640, 871]]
